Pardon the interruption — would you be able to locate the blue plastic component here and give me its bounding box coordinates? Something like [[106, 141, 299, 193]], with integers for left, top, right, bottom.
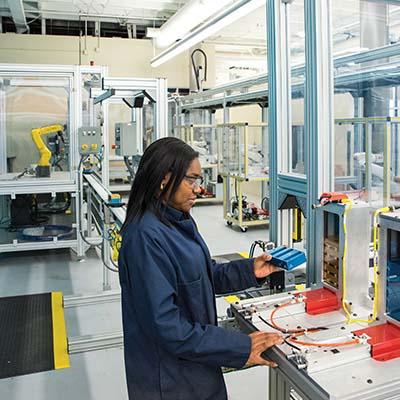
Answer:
[[269, 246, 307, 271]]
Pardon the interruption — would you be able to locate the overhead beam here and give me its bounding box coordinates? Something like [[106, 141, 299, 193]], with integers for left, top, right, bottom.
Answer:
[[38, 0, 179, 16], [7, 0, 29, 33], [21, 10, 168, 24]]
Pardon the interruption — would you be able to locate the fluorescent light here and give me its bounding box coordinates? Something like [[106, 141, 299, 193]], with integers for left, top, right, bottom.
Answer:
[[150, 0, 264, 68], [151, 0, 234, 49]]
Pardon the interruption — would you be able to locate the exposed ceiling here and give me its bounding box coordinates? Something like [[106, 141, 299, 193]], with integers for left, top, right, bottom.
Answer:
[[3, 0, 400, 84], [12, 0, 189, 20], [0, 0, 190, 30], [1, 1, 396, 46]]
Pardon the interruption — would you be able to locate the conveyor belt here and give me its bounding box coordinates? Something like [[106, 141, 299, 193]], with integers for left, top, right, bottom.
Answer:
[[0, 292, 69, 379]]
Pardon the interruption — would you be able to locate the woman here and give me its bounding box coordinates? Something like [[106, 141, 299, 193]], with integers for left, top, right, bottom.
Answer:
[[119, 137, 283, 400]]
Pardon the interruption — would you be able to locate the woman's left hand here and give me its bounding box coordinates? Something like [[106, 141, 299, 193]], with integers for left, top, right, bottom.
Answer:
[[253, 253, 280, 278]]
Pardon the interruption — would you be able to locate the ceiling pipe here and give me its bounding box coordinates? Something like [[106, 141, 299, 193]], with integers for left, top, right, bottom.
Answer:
[[8, 8, 167, 23], [147, 0, 234, 49]]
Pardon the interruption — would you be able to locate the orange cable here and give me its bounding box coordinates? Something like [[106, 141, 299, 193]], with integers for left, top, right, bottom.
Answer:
[[270, 302, 305, 334], [270, 301, 322, 334], [288, 331, 360, 348], [270, 302, 360, 348], [288, 337, 360, 347]]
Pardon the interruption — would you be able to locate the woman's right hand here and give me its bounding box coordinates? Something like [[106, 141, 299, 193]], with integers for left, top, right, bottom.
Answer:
[[245, 331, 284, 368]]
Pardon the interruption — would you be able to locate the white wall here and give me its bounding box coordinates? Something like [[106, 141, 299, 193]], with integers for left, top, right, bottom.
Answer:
[[0, 33, 216, 88]]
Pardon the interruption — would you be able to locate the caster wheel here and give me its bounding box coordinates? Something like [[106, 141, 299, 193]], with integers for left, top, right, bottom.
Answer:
[[240, 227, 248, 233], [227, 221, 233, 226]]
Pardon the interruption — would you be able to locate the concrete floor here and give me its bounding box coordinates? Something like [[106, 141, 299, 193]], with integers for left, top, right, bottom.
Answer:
[[0, 203, 270, 400]]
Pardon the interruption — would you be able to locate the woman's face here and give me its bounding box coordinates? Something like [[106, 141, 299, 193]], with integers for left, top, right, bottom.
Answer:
[[166, 158, 202, 213]]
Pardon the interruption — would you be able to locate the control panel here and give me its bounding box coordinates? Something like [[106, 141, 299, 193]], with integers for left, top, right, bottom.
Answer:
[[114, 122, 138, 157], [78, 126, 102, 155]]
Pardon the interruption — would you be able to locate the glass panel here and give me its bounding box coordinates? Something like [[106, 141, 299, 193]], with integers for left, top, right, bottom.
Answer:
[[1, 75, 71, 181], [82, 72, 102, 127], [247, 124, 268, 177], [106, 90, 158, 190], [193, 126, 219, 165], [108, 101, 133, 188], [290, 0, 305, 175], [220, 124, 244, 176], [0, 193, 76, 245], [334, 120, 362, 193], [332, 0, 400, 206], [176, 125, 220, 200], [219, 123, 268, 178], [391, 120, 400, 200], [143, 102, 156, 151]]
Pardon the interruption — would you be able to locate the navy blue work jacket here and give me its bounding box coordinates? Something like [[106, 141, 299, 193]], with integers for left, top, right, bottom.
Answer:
[[118, 206, 262, 400]]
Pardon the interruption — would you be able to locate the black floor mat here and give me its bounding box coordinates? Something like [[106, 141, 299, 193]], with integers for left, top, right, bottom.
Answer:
[[0, 293, 54, 379]]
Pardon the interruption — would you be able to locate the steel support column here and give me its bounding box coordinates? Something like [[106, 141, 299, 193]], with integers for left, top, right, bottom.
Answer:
[[267, 0, 291, 245], [304, 0, 334, 286], [156, 78, 168, 138], [261, 106, 269, 202]]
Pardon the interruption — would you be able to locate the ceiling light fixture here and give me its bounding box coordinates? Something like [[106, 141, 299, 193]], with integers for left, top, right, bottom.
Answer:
[[148, 0, 234, 49], [150, 0, 264, 68]]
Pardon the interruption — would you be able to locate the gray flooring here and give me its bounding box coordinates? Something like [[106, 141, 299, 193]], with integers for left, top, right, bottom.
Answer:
[[0, 204, 270, 400]]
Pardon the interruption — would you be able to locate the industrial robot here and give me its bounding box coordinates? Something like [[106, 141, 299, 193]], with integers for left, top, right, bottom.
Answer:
[[31, 124, 66, 177]]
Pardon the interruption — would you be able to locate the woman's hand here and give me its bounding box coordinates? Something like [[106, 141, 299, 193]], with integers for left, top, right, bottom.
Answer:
[[245, 331, 284, 367], [253, 253, 280, 279]]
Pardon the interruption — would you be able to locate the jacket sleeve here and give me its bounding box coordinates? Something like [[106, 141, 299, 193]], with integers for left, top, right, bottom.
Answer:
[[211, 258, 265, 295], [122, 229, 251, 369]]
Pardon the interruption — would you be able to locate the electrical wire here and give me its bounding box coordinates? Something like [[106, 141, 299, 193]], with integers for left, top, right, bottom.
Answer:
[[258, 314, 276, 330], [370, 206, 393, 321], [261, 196, 269, 211], [256, 301, 359, 350], [283, 335, 302, 351], [249, 240, 267, 257], [257, 300, 360, 349], [38, 193, 71, 214], [191, 48, 208, 92], [109, 256, 119, 270], [341, 198, 355, 323], [288, 333, 360, 348], [100, 240, 118, 273], [268, 301, 327, 334], [13, 168, 29, 180], [259, 301, 359, 349]]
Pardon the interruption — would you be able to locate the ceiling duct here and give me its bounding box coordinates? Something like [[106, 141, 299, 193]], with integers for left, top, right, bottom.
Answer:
[[7, 0, 28, 33]]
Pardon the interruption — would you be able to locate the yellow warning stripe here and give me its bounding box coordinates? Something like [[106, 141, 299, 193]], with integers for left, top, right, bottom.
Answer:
[[51, 292, 70, 369], [238, 251, 249, 258]]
